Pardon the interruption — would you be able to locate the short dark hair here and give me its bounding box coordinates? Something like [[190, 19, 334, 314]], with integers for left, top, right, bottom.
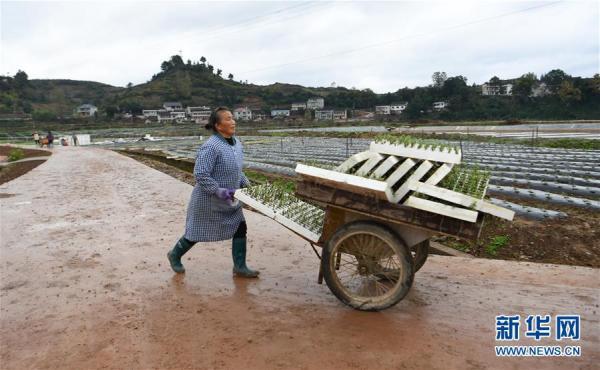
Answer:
[[205, 106, 230, 131]]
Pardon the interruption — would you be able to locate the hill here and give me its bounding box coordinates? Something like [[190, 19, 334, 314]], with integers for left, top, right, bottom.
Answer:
[[1, 55, 599, 121]]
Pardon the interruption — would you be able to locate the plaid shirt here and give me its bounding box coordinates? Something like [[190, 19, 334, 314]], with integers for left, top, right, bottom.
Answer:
[[184, 134, 249, 242]]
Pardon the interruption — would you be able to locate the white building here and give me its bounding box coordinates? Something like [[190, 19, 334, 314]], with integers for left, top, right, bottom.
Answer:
[[375, 105, 391, 115], [315, 110, 333, 120], [252, 111, 268, 121], [271, 109, 290, 118], [306, 97, 325, 110], [233, 107, 252, 121], [76, 104, 98, 117], [170, 110, 187, 121], [390, 103, 407, 114], [190, 110, 211, 123], [142, 110, 159, 118], [186, 106, 211, 116], [482, 83, 513, 96], [333, 110, 347, 120], [433, 101, 449, 110], [291, 102, 307, 111], [157, 110, 175, 123], [163, 102, 183, 111]]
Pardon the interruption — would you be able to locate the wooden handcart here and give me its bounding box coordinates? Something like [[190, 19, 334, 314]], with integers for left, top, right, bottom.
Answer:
[[236, 137, 514, 311]]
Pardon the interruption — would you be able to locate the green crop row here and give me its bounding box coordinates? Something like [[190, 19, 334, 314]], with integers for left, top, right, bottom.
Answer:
[[374, 134, 460, 154]]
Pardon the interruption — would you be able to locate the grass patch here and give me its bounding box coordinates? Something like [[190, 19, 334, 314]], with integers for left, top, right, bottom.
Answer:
[[245, 169, 269, 184], [7, 148, 25, 162], [245, 169, 295, 192], [485, 235, 510, 256], [449, 240, 470, 252], [272, 179, 296, 193], [534, 138, 600, 150]]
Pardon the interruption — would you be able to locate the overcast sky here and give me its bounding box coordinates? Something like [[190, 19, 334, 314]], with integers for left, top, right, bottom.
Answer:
[[1, 0, 598, 93]]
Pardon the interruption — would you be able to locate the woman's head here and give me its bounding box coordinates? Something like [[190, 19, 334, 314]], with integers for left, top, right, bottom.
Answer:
[[205, 107, 236, 138]]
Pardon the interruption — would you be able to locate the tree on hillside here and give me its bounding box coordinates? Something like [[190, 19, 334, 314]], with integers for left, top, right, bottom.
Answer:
[[541, 69, 571, 93], [126, 82, 133, 89], [103, 105, 119, 119], [228, 73, 234, 80], [120, 99, 143, 114], [441, 76, 468, 98], [432, 71, 447, 87], [200, 56, 206, 65], [160, 55, 185, 74], [170, 55, 184, 67], [207, 64, 214, 73], [513, 72, 538, 97], [13, 70, 29, 90], [405, 89, 430, 119], [592, 74, 600, 92], [216, 69, 222, 77], [558, 80, 582, 104], [161, 61, 171, 72], [489, 76, 501, 85]]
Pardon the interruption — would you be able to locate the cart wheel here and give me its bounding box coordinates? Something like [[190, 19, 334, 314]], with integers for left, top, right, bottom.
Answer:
[[322, 221, 414, 311], [412, 240, 429, 272]]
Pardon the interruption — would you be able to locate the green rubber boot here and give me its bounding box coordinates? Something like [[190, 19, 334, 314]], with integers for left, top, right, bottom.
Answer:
[[167, 237, 195, 273], [232, 237, 260, 278]]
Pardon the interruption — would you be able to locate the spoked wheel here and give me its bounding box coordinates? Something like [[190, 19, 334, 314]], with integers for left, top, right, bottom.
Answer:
[[322, 221, 414, 311]]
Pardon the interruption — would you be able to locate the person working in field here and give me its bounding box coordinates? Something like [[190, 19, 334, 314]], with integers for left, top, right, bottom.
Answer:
[[166, 107, 260, 278], [47, 131, 54, 148]]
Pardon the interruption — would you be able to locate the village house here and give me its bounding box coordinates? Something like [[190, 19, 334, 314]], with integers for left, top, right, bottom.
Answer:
[[170, 109, 187, 121], [291, 102, 307, 111], [333, 110, 347, 120], [186, 106, 211, 116], [271, 109, 290, 118], [233, 107, 252, 121], [375, 105, 391, 115], [315, 110, 333, 120], [142, 110, 159, 119], [433, 101, 449, 110], [390, 103, 408, 114], [252, 111, 268, 121], [163, 102, 183, 111], [481, 83, 513, 96], [75, 104, 98, 117], [306, 97, 325, 110], [190, 110, 212, 123], [157, 110, 175, 123]]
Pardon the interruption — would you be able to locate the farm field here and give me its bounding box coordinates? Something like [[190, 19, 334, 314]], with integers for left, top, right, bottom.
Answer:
[[103, 135, 600, 267], [2, 146, 597, 369]]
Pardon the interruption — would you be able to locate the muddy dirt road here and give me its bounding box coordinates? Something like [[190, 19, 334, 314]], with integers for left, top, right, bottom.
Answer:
[[1, 147, 598, 370]]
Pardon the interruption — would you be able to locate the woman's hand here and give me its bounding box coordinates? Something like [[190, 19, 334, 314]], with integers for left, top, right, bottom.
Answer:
[[216, 188, 235, 201]]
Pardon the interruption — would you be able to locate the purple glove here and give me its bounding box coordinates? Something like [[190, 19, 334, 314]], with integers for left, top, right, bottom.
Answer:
[[227, 188, 236, 200], [216, 188, 235, 201]]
